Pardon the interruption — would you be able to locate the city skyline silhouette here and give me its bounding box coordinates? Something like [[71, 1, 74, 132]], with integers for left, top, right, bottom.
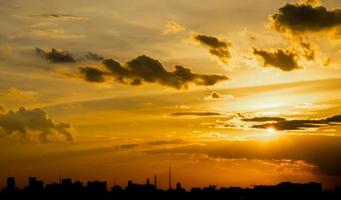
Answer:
[[1, 0, 341, 197]]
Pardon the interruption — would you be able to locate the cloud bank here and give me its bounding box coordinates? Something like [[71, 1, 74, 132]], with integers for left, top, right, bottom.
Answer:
[[0, 107, 75, 142], [79, 55, 228, 89]]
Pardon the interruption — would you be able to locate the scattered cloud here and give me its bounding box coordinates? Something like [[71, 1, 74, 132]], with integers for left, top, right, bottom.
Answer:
[[253, 48, 300, 71], [0, 107, 75, 142], [270, 2, 341, 35], [193, 34, 232, 64], [78, 55, 228, 89], [162, 20, 185, 35], [35, 48, 76, 63]]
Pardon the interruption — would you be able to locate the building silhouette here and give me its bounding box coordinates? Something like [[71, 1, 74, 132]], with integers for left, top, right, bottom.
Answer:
[[0, 176, 339, 200]]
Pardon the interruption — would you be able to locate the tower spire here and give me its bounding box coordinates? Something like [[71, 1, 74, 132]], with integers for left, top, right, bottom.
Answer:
[[154, 174, 157, 189]]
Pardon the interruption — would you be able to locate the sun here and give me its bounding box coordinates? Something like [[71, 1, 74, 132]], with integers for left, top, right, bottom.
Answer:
[[259, 127, 278, 141], [266, 127, 276, 133]]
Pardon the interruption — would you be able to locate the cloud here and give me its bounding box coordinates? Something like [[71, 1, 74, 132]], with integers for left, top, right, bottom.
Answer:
[[0, 107, 75, 142], [169, 112, 222, 117], [253, 48, 300, 71], [242, 117, 286, 122], [204, 91, 234, 100], [193, 34, 232, 64], [117, 144, 139, 149], [78, 66, 106, 82], [78, 55, 228, 89], [36, 13, 86, 21], [252, 120, 325, 130], [208, 92, 223, 99], [162, 21, 185, 35], [36, 48, 76, 63], [248, 114, 341, 131], [270, 2, 341, 34], [85, 52, 104, 61]]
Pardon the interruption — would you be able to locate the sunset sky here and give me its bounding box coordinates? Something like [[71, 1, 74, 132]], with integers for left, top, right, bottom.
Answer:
[[1, 0, 341, 189]]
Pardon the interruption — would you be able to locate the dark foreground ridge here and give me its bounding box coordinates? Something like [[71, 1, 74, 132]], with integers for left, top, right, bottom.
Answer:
[[1, 177, 340, 200]]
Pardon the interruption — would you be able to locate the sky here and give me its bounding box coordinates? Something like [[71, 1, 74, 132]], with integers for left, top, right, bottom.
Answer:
[[0, 0, 341, 190]]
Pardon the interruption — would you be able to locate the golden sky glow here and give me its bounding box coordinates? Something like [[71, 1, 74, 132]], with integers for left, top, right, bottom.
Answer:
[[0, 0, 341, 190]]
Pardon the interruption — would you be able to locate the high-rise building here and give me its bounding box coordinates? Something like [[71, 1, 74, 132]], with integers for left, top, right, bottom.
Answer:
[[6, 177, 16, 190]]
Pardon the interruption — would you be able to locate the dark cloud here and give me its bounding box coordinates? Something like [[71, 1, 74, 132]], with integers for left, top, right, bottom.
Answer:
[[38, 13, 85, 20], [117, 144, 139, 149], [36, 48, 76, 63], [205, 91, 234, 101], [169, 112, 222, 117], [253, 48, 300, 71], [326, 114, 341, 123], [193, 34, 231, 64], [270, 3, 341, 34], [85, 52, 104, 61], [242, 117, 286, 122], [250, 114, 341, 131], [0, 107, 75, 142], [78, 66, 106, 83], [252, 119, 325, 130], [210, 92, 221, 99], [79, 55, 228, 89]]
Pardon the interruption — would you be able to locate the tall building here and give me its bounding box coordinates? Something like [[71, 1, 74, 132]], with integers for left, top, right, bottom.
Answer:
[[6, 177, 16, 191]]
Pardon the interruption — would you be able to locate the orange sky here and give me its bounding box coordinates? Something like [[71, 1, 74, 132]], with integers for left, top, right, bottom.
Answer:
[[0, 0, 341, 190]]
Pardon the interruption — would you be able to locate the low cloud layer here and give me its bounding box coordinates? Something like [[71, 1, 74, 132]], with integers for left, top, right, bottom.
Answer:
[[146, 135, 341, 177], [253, 48, 300, 71], [193, 34, 231, 64], [0, 107, 75, 142], [79, 55, 228, 89]]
